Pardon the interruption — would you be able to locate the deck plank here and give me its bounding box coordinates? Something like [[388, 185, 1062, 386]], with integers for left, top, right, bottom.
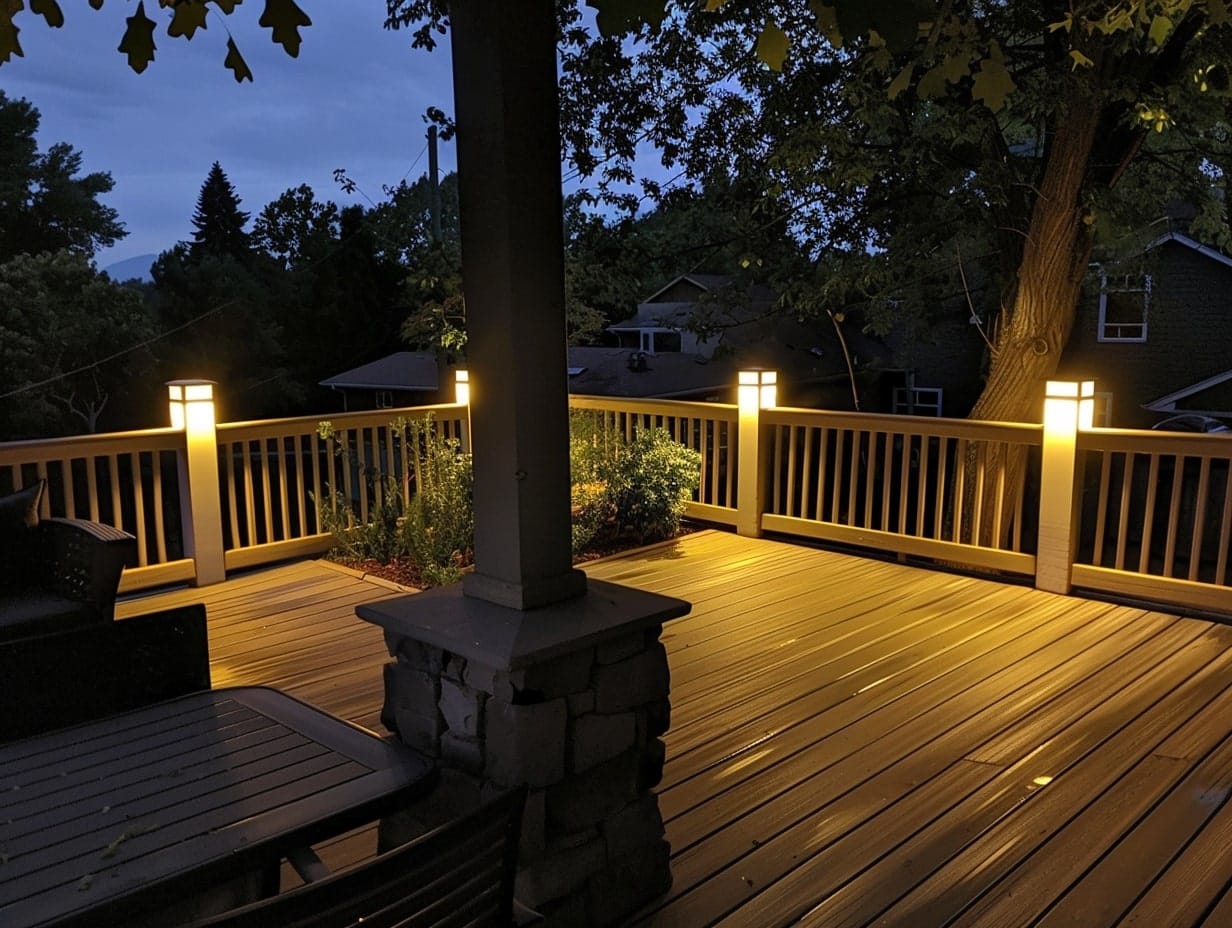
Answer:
[[114, 530, 1232, 927]]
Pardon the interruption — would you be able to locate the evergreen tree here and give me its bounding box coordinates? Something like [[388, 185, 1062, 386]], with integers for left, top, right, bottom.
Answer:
[[189, 161, 250, 262]]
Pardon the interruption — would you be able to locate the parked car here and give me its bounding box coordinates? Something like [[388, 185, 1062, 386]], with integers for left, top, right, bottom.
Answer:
[[1150, 414, 1230, 433]]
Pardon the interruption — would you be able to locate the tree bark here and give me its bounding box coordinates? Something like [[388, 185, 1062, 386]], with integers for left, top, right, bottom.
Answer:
[[964, 83, 1102, 547]]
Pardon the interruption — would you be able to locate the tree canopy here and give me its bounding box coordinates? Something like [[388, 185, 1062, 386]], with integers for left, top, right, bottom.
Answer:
[[0, 90, 125, 260], [481, 2, 1232, 424]]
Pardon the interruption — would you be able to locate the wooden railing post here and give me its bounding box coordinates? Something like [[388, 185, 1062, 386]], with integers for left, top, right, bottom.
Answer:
[[1036, 380, 1094, 594], [736, 370, 777, 538], [167, 380, 226, 585], [455, 368, 471, 453]]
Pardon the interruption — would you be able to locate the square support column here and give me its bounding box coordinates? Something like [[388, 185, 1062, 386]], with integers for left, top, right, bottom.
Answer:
[[449, 0, 585, 610]]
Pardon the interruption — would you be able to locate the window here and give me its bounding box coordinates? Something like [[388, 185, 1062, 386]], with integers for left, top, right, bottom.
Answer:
[[375, 390, 394, 409], [892, 386, 943, 417], [638, 329, 681, 354], [1098, 273, 1149, 342]]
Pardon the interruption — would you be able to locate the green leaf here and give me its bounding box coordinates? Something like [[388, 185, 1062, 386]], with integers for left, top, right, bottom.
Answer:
[[918, 63, 950, 98], [0, 16, 22, 65], [755, 22, 789, 72], [940, 53, 970, 85], [167, 0, 208, 39], [224, 35, 251, 82], [89, 0, 103, 9], [971, 56, 1015, 112], [808, 1, 842, 47], [258, 0, 310, 57], [1069, 49, 1094, 69], [1209, 0, 1229, 25], [887, 62, 914, 99], [1148, 14, 1172, 47], [588, 0, 668, 35], [30, 0, 63, 28], [118, 0, 156, 73]]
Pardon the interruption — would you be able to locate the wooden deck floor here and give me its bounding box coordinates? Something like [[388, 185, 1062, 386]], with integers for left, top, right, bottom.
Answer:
[[117, 530, 1232, 927]]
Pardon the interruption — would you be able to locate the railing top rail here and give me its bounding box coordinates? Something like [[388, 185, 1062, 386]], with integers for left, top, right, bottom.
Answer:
[[1078, 427, 1232, 457], [765, 406, 1043, 444], [569, 394, 739, 417], [0, 427, 183, 464], [217, 403, 469, 437]]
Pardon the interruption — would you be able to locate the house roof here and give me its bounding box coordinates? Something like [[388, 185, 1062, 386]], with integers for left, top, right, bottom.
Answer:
[[1143, 368, 1232, 413], [319, 352, 440, 391], [641, 273, 737, 303], [1144, 231, 1232, 270]]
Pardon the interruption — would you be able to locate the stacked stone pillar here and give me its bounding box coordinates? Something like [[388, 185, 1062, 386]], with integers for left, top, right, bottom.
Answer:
[[362, 582, 687, 928]]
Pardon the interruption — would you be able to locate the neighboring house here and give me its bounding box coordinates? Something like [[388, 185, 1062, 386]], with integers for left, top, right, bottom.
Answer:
[[593, 274, 884, 408], [877, 312, 989, 419], [1057, 231, 1232, 429], [319, 351, 453, 411]]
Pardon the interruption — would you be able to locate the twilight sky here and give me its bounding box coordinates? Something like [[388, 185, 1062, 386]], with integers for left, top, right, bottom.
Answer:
[[0, 3, 457, 268]]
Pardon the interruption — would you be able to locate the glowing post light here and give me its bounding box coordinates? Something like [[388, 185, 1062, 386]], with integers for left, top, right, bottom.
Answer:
[[738, 369, 778, 412], [167, 380, 216, 432], [455, 368, 470, 406], [737, 369, 778, 538], [166, 379, 224, 585], [1037, 380, 1094, 594]]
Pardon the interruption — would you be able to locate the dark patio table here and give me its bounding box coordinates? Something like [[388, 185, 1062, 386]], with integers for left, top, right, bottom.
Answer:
[[0, 686, 434, 928]]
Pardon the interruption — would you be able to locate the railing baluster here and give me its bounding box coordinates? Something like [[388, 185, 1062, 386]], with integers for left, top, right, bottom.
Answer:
[[152, 452, 168, 564], [931, 437, 945, 539], [109, 454, 122, 529], [60, 459, 74, 517], [130, 452, 148, 567], [832, 429, 846, 525], [802, 425, 815, 522], [816, 427, 829, 522], [1217, 462, 1232, 586], [1133, 454, 1153, 573], [785, 425, 796, 517], [952, 439, 966, 544], [1163, 454, 1185, 577], [991, 443, 1007, 549], [1092, 451, 1111, 567], [1190, 457, 1211, 582]]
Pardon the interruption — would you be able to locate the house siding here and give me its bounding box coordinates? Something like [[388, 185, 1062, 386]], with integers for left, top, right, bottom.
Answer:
[[1058, 241, 1232, 428]]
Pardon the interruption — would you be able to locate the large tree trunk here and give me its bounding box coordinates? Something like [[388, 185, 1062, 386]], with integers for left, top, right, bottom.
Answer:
[[963, 86, 1102, 547]]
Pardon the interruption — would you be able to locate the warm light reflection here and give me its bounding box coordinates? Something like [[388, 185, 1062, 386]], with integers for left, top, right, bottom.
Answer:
[[1032, 775, 1053, 787]]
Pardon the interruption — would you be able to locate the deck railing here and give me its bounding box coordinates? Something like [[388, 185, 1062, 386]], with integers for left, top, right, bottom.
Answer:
[[2, 377, 1229, 616]]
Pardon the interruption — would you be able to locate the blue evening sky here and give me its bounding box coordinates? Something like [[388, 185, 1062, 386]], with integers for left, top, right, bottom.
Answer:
[[0, 3, 457, 267]]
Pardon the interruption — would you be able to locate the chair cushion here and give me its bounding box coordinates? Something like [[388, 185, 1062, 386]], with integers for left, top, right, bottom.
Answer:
[[0, 480, 44, 590], [0, 590, 95, 642]]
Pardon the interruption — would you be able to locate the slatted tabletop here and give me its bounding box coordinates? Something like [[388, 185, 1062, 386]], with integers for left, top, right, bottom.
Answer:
[[0, 687, 432, 928]]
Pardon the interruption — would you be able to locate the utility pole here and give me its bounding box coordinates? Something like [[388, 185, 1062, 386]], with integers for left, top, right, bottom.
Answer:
[[428, 124, 442, 244]]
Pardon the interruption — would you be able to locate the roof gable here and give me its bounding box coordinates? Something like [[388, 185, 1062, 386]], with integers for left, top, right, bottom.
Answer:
[[1143, 368, 1232, 414], [320, 352, 441, 391], [1144, 231, 1232, 270]]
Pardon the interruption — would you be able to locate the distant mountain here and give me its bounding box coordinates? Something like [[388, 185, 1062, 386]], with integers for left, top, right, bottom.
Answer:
[[103, 253, 157, 283]]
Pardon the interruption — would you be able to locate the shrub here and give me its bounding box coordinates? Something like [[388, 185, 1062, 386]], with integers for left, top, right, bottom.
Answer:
[[315, 483, 405, 563], [569, 412, 701, 552], [399, 415, 473, 585]]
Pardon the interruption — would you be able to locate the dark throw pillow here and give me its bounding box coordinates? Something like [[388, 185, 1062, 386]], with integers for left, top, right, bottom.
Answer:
[[0, 479, 45, 589]]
